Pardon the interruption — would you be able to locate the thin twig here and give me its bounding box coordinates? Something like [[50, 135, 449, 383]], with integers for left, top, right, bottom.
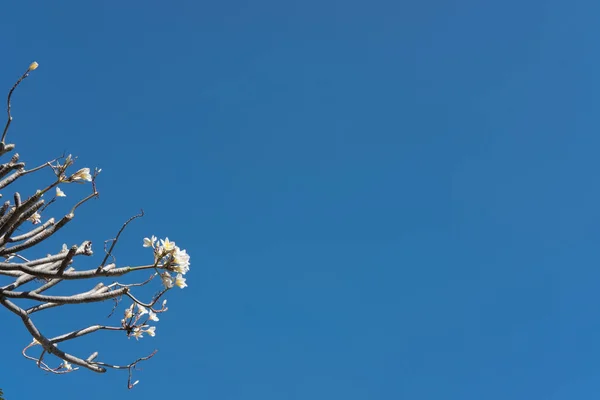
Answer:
[[1, 66, 35, 143], [100, 210, 144, 268]]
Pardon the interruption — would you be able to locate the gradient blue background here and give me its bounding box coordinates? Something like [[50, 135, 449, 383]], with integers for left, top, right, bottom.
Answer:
[[1, 0, 599, 398]]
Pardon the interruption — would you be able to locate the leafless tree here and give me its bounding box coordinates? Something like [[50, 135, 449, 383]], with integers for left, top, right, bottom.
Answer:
[[0, 62, 190, 389]]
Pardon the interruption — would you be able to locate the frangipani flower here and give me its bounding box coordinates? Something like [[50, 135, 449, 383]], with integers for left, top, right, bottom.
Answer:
[[148, 310, 159, 322], [143, 235, 157, 248], [160, 237, 175, 252], [132, 327, 144, 340], [71, 168, 92, 182], [28, 212, 41, 225], [137, 304, 148, 316], [144, 326, 156, 337], [63, 361, 72, 370], [175, 273, 187, 289], [160, 271, 173, 289], [28, 61, 39, 71], [172, 263, 189, 275], [173, 247, 190, 274], [56, 187, 66, 197], [124, 304, 134, 319]]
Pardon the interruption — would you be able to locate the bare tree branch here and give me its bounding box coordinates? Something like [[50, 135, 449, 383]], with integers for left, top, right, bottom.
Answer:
[[0, 62, 191, 389]]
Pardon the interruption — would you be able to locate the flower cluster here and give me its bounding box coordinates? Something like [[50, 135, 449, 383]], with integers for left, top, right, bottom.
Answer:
[[26, 155, 98, 225], [121, 303, 161, 340], [118, 236, 189, 342], [51, 154, 99, 183], [143, 236, 190, 289]]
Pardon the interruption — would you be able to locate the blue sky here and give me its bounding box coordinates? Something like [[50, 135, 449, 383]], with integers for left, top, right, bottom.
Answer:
[[1, 0, 600, 398]]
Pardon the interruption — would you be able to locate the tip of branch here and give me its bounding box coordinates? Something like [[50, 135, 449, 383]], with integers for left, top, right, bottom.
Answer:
[[86, 352, 98, 362]]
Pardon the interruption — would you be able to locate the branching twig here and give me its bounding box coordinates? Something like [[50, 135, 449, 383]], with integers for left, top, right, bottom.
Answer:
[[92, 350, 158, 389], [0, 62, 190, 389], [100, 210, 144, 268]]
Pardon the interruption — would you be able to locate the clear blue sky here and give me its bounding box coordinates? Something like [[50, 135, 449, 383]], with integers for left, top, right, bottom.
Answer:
[[1, 0, 600, 398]]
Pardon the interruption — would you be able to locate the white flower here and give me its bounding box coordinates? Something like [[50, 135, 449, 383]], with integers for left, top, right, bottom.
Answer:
[[60, 244, 68, 253], [124, 304, 134, 319], [63, 361, 72, 370], [173, 247, 190, 274], [175, 273, 187, 289], [132, 327, 144, 340], [160, 271, 173, 289], [148, 310, 159, 322], [162, 299, 167, 307], [143, 235, 156, 248], [137, 304, 148, 316], [173, 263, 190, 275], [144, 326, 156, 337], [71, 168, 92, 182], [28, 61, 39, 71], [56, 187, 66, 197], [28, 212, 41, 225], [160, 237, 176, 252], [132, 380, 140, 387]]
